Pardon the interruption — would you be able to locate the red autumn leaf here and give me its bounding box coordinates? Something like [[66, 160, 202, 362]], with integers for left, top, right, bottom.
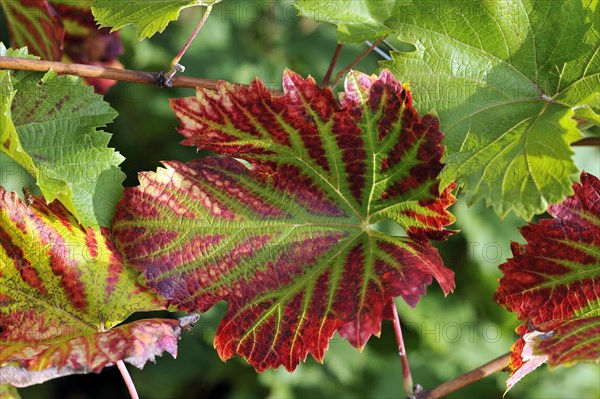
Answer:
[[0, 188, 180, 387], [113, 69, 456, 371], [495, 172, 600, 392], [1, 0, 123, 93]]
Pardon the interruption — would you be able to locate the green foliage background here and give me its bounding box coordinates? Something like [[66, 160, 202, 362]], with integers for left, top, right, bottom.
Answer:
[[1, 1, 598, 398]]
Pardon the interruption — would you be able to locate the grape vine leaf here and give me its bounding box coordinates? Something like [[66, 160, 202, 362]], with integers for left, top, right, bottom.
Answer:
[[0, 0, 65, 61], [0, 45, 125, 227], [112, 69, 456, 371], [381, 0, 599, 220], [0, 188, 181, 387], [91, 0, 222, 40], [494, 172, 600, 392], [293, 0, 398, 43]]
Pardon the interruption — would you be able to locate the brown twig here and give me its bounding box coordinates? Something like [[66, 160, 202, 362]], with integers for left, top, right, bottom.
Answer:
[[572, 137, 600, 147], [331, 39, 384, 88], [0, 56, 283, 95], [418, 352, 511, 399], [321, 44, 344, 88]]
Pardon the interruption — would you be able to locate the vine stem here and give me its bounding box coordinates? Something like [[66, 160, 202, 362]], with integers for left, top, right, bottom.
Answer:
[[419, 352, 511, 399], [331, 39, 383, 88], [2, 58, 597, 146], [572, 137, 600, 146], [390, 301, 414, 397], [165, 4, 213, 80], [116, 360, 139, 399], [0, 56, 283, 95], [321, 44, 344, 88]]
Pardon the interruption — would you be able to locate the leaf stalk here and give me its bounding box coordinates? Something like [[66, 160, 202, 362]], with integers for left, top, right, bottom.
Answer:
[[116, 360, 139, 399], [331, 39, 383, 88], [321, 44, 344, 88], [164, 5, 214, 85], [390, 301, 414, 397]]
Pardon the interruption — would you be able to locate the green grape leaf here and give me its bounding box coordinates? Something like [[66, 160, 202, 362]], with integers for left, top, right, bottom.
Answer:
[[91, 0, 222, 40], [0, 0, 65, 61], [113, 69, 456, 371], [0, 188, 180, 387], [0, 45, 125, 227], [495, 172, 600, 392], [293, 0, 399, 43], [383, 0, 599, 219]]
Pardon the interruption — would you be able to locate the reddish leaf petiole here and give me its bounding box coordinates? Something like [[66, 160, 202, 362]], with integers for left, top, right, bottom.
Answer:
[[321, 44, 344, 88], [390, 301, 414, 397], [331, 39, 384, 88], [165, 4, 214, 83], [116, 360, 139, 399]]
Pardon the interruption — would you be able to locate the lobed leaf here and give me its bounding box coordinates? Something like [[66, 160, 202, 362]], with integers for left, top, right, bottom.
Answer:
[[495, 172, 600, 392], [91, 0, 222, 40], [0, 45, 125, 227], [382, 0, 599, 219], [0, 188, 180, 387], [113, 69, 456, 371]]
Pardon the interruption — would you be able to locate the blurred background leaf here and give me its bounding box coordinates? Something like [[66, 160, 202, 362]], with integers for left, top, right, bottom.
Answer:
[[1, 1, 598, 398]]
